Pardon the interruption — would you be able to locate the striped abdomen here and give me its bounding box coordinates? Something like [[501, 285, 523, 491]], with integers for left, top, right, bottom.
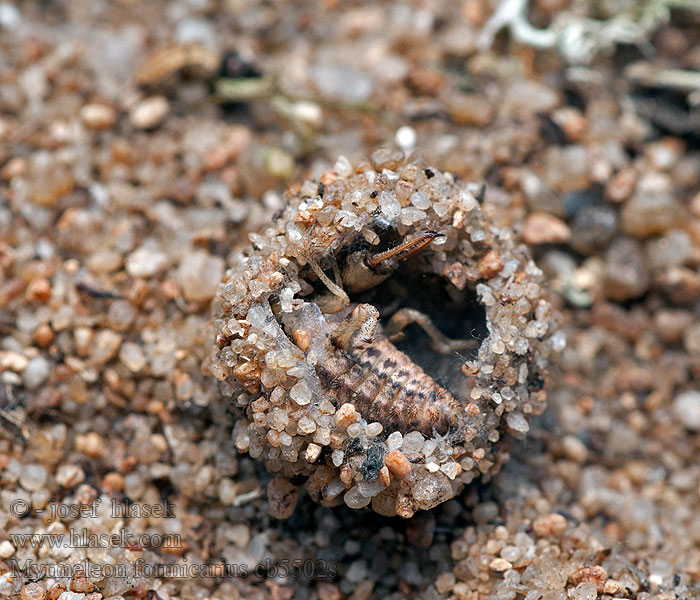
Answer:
[[318, 336, 460, 435]]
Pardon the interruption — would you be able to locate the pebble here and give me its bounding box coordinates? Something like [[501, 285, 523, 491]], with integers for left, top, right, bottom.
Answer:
[[20, 582, 45, 600], [228, 524, 251, 548], [445, 93, 494, 127], [603, 237, 649, 301], [386, 431, 403, 450], [23, 356, 50, 389], [0, 540, 15, 559], [0, 2, 21, 28], [402, 431, 424, 454], [177, 251, 225, 302], [80, 103, 116, 130], [532, 513, 567, 537], [395, 126, 417, 152], [75, 432, 104, 458], [523, 213, 571, 245], [129, 95, 170, 129], [119, 342, 147, 372], [56, 464, 85, 488], [90, 329, 123, 365], [478, 250, 504, 279], [0, 350, 28, 372], [267, 477, 298, 519], [561, 435, 588, 462], [673, 391, 700, 431], [488, 557, 512, 571], [620, 177, 680, 238], [125, 245, 169, 277], [57, 592, 85, 600], [19, 464, 48, 491], [335, 403, 359, 428], [384, 450, 411, 480], [571, 581, 598, 600], [435, 572, 456, 594], [570, 205, 617, 255]]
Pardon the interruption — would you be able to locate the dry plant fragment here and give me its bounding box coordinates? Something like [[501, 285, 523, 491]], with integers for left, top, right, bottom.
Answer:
[[211, 151, 561, 516]]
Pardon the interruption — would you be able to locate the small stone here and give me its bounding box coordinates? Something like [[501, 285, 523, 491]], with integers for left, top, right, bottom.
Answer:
[[387, 431, 403, 450], [379, 466, 391, 487], [26, 278, 51, 302], [129, 95, 169, 129], [119, 342, 147, 372], [102, 471, 125, 493], [1, 156, 27, 180], [606, 168, 637, 202], [523, 213, 571, 245], [572, 566, 607, 594], [0, 540, 15, 559], [478, 250, 504, 279], [305, 443, 322, 462], [344, 485, 371, 509], [440, 462, 461, 480], [571, 581, 598, 600], [32, 324, 54, 348], [56, 464, 86, 488], [263, 146, 295, 180], [23, 356, 50, 389], [292, 329, 310, 352], [20, 582, 45, 600], [570, 205, 617, 255], [488, 557, 512, 572], [435, 572, 456, 593], [19, 464, 48, 491], [317, 583, 342, 600], [80, 103, 116, 130], [603, 580, 622, 595], [69, 574, 93, 593], [289, 381, 312, 406], [228, 524, 251, 548], [562, 435, 588, 462], [445, 93, 494, 127], [384, 450, 411, 480], [365, 422, 382, 437], [395, 126, 417, 152], [603, 237, 648, 301], [673, 391, 700, 431], [621, 176, 680, 237], [0, 351, 29, 372], [177, 251, 225, 302], [402, 431, 424, 454], [90, 329, 122, 365], [267, 476, 298, 519], [56, 593, 85, 600], [532, 513, 567, 536], [125, 245, 169, 277], [75, 432, 104, 458], [335, 403, 359, 428]]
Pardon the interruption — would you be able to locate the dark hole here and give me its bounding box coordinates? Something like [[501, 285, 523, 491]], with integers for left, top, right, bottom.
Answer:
[[348, 233, 487, 399], [303, 225, 488, 401]]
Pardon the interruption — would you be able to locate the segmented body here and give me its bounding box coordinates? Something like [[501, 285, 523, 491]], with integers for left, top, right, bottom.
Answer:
[[318, 321, 460, 435]]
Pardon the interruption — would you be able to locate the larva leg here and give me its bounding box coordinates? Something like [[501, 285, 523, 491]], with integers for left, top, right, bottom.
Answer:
[[385, 307, 478, 355], [307, 256, 350, 313]]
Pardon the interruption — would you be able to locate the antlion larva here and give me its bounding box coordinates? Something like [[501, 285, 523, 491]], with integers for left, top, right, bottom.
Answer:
[[209, 149, 562, 518]]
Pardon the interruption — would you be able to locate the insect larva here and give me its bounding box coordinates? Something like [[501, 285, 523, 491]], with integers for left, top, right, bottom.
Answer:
[[210, 150, 559, 517]]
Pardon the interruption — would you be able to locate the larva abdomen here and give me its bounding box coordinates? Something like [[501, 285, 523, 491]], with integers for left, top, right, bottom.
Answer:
[[318, 333, 460, 435]]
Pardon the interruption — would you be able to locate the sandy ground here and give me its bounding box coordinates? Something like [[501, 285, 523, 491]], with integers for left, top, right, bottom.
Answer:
[[1, 1, 700, 599]]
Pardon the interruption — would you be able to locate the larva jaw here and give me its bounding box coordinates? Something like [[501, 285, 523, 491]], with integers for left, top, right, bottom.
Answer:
[[341, 231, 443, 294]]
